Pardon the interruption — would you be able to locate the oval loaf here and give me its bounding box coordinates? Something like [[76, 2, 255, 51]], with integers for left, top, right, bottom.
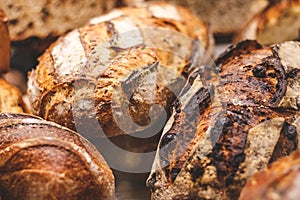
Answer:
[[28, 2, 214, 138], [0, 113, 115, 200], [147, 40, 300, 199]]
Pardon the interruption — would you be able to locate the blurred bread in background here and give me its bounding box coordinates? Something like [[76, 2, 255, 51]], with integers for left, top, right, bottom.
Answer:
[[0, 8, 10, 74], [236, 0, 300, 45], [121, 0, 269, 36]]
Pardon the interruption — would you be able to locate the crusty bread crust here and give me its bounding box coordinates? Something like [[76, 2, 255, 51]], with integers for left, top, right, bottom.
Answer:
[[0, 0, 116, 41], [122, 0, 269, 35], [0, 78, 27, 113], [147, 40, 300, 200], [236, 0, 300, 45], [0, 9, 10, 73], [0, 113, 115, 200], [28, 2, 214, 138], [239, 150, 300, 200]]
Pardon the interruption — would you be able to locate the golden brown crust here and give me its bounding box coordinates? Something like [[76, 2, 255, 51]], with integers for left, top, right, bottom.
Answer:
[[0, 0, 116, 41], [236, 0, 300, 45], [0, 113, 115, 200], [0, 8, 10, 73], [122, 0, 269, 35], [239, 150, 300, 200], [0, 79, 28, 113], [28, 2, 214, 138], [147, 40, 300, 200]]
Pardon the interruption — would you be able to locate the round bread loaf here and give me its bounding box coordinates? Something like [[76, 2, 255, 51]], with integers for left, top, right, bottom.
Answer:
[[239, 150, 300, 200], [236, 0, 300, 45], [121, 0, 269, 35], [27, 2, 214, 139], [0, 0, 116, 41], [0, 113, 115, 200], [147, 40, 300, 199], [0, 8, 10, 73], [0, 78, 27, 113]]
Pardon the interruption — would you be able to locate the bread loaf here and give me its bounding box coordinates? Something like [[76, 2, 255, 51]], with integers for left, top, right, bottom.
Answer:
[[236, 0, 300, 45], [0, 113, 115, 200], [0, 0, 116, 41], [0, 78, 27, 113], [147, 40, 300, 199], [121, 0, 269, 35], [239, 150, 300, 200], [0, 8, 10, 73], [27, 2, 214, 138]]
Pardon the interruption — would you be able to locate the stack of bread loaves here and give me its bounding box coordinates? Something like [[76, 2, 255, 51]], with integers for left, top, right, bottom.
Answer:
[[0, 6, 115, 200], [1, 0, 300, 199]]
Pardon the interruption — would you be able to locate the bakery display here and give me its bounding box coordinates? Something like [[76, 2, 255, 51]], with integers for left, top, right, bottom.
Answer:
[[121, 0, 269, 35], [0, 8, 10, 74], [236, 0, 300, 45], [0, 113, 115, 200], [147, 40, 300, 199], [0, 0, 116, 41], [27, 2, 214, 139], [239, 150, 300, 200], [0, 78, 28, 113]]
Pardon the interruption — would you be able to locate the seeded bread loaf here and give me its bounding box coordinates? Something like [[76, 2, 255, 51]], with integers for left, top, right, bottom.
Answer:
[[0, 8, 10, 73], [239, 150, 300, 200], [236, 0, 300, 45], [121, 0, 269, 35], [0, 113, 115, 200], [147, 40, 300, 199], [27, 2, 214, 139], [0, 0, 116, 41], [0, 78, 27, 113]]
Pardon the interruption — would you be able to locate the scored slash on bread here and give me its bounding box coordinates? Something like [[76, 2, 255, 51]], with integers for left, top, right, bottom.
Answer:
[[27, 2, 214, 139], [147, 40, 300, 200], [0, 113, 115, 200], [0, 8, 10, 74], [236, 0, 300, 45]]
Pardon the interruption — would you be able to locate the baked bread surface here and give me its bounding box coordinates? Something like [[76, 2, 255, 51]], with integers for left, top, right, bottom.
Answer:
[[147, 40, 300, 200], [28, 2, 214, 138], [0, 113, 115, 200]]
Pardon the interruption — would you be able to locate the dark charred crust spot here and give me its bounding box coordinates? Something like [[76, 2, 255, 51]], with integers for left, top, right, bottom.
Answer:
[[215, 40, 262, 67], [160, 87, 211, 183], [189, 163, 204, 182], [287, 69, 299, 79], [170, 167, 181, 182], [160, 133, 176, 149], [105, 21, 118, 46], [27, 22, 34, 29], [211, 106, 253, 185], [285, 125, 297, 139], [252, 65, 267, 78], [147, 172, 156, 191], [9, 19, 19, 26], [41, 8, 50, 22], [269, 122, 298, 163]]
